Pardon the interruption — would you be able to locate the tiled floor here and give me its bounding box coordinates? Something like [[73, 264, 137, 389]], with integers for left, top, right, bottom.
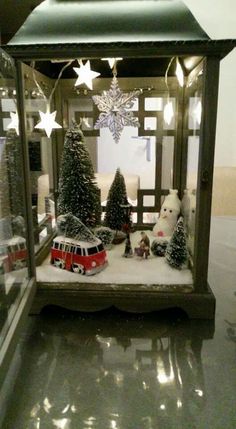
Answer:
[[2, 217, 236, 429]]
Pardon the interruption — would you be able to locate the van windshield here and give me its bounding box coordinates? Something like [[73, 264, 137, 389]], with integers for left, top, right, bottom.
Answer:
[[97, 243, 104, 252], [87, 246, 98, 256]]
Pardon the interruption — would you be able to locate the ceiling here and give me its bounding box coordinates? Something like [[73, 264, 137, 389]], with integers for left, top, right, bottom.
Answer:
[[0, 0, 44, 44]]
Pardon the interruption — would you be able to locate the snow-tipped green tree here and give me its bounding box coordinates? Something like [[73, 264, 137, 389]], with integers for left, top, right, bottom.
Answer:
[[7, 130, 25, 218], [0, 130, 24, 220], [57, 122, 101, 227], [165, 217, 188, 269], [57, 214, 97, 243], [104, 168, 128, 231]]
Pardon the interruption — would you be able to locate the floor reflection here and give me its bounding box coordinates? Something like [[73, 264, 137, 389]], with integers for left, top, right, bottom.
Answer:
[[2, 308, 215, 429]]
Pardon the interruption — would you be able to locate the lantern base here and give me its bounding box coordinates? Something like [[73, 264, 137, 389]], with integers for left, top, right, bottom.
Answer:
[[31, 281, 215, 320]]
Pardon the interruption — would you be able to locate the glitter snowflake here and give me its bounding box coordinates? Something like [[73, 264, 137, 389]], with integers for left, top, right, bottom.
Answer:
[[92, 76, 141, 143]]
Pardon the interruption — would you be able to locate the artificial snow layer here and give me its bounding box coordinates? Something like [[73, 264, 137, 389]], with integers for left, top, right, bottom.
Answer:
[[37, 230, 193, 286]]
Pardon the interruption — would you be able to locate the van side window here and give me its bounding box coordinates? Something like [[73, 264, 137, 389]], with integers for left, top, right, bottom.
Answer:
[[76, 247, 82, 256]]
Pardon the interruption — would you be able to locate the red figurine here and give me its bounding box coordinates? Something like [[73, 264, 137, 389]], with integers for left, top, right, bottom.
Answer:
[[134, 231, 150, 259]]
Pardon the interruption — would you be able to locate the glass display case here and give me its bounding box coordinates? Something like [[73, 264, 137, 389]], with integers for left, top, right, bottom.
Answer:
[[1, 0, 235, 321]]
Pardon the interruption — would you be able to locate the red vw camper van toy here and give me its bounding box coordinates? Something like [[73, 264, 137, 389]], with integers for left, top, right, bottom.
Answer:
[[51, 236, 108, 275], [0, 236, 27, 274]]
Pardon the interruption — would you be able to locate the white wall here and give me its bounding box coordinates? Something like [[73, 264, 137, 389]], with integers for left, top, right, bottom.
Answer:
[[97, 127, 156, 190], [184, 0, 236, 166]]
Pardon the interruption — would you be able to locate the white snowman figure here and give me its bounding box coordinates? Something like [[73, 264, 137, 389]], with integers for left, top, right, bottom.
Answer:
[[153, 189, 181, 240]]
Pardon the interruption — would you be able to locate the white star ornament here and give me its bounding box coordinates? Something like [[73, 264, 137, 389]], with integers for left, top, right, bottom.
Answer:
[[35, 110, 62, 138], [73, 60, 100, 90], [7, 112, 19, 135]]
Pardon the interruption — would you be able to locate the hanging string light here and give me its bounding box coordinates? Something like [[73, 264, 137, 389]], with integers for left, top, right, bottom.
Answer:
[[33, 60, 73, 137], [35, 108, 62, 138], [101, 57, 123, 69], [73, 59, 100, 90], [7, 111, 19, 135], [163, 57, 174, 125], [195, 99, 202, 125], [163, 57, 185, 125], [164, 101, 174, 126], [175, 57, 184, 87], [81, 116, 91, 129]]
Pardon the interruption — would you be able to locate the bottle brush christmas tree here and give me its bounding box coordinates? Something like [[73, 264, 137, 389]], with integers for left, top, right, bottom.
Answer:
[[165, 217, 188, 269], [57, 121, 101, 227], [57, 213, 97, 243], [104, 168, 129, 232]]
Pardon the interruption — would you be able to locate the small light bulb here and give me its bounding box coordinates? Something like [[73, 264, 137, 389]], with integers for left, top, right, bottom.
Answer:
[[195, 388, 203, 397], [176, 58, 184, 87], [164, 100, 174, 125], [195, 100, 202, 125], [101, 57, 123, 69]]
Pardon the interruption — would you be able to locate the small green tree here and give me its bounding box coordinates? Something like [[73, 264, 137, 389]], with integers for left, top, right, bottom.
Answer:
[[57, 214, 97, 243], [104, 168, 128, 231], [165, 217, 188, 269], [57, 122, 101, 227]]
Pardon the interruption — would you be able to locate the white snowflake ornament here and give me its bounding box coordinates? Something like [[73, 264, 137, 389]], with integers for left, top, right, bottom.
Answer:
[[92, 76, 140, 143]]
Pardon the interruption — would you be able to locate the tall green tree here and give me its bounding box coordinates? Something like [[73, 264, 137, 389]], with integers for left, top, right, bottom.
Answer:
[[57, 122, 100, 227], [165, 217, 188, 269], [104, 168, 128, 231]]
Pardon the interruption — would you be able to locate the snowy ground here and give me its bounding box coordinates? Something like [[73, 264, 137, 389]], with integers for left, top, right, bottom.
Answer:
[[37, 230, 193, 287]]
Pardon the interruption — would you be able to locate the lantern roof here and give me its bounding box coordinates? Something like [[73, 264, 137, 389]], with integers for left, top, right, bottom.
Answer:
[[9, 0, 209, 46]]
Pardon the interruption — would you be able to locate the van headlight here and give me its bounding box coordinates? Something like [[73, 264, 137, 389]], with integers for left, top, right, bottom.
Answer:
[[91, 261, 97, 267]]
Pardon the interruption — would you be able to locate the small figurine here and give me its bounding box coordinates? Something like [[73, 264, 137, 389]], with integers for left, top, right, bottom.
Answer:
[[134, 231, 150, 259], [121, 202, 133, 257], [123, 233, 133, 258], [153, 189, 181, 239]]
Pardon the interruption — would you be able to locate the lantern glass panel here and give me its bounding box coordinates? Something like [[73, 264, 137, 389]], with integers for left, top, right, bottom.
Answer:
[[0, 49, 31, 347], [184, 63, 203, 264], [23, 65, 56, 253]]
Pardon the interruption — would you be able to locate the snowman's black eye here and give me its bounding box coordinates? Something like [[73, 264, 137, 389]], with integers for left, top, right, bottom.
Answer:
[[192, 209, 195, 213], [169, 210, 172, 213], [164, 208, 167, 211]]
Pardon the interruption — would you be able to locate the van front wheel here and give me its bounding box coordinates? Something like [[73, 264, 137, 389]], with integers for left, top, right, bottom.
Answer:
[[54, 258, 65, 269]]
